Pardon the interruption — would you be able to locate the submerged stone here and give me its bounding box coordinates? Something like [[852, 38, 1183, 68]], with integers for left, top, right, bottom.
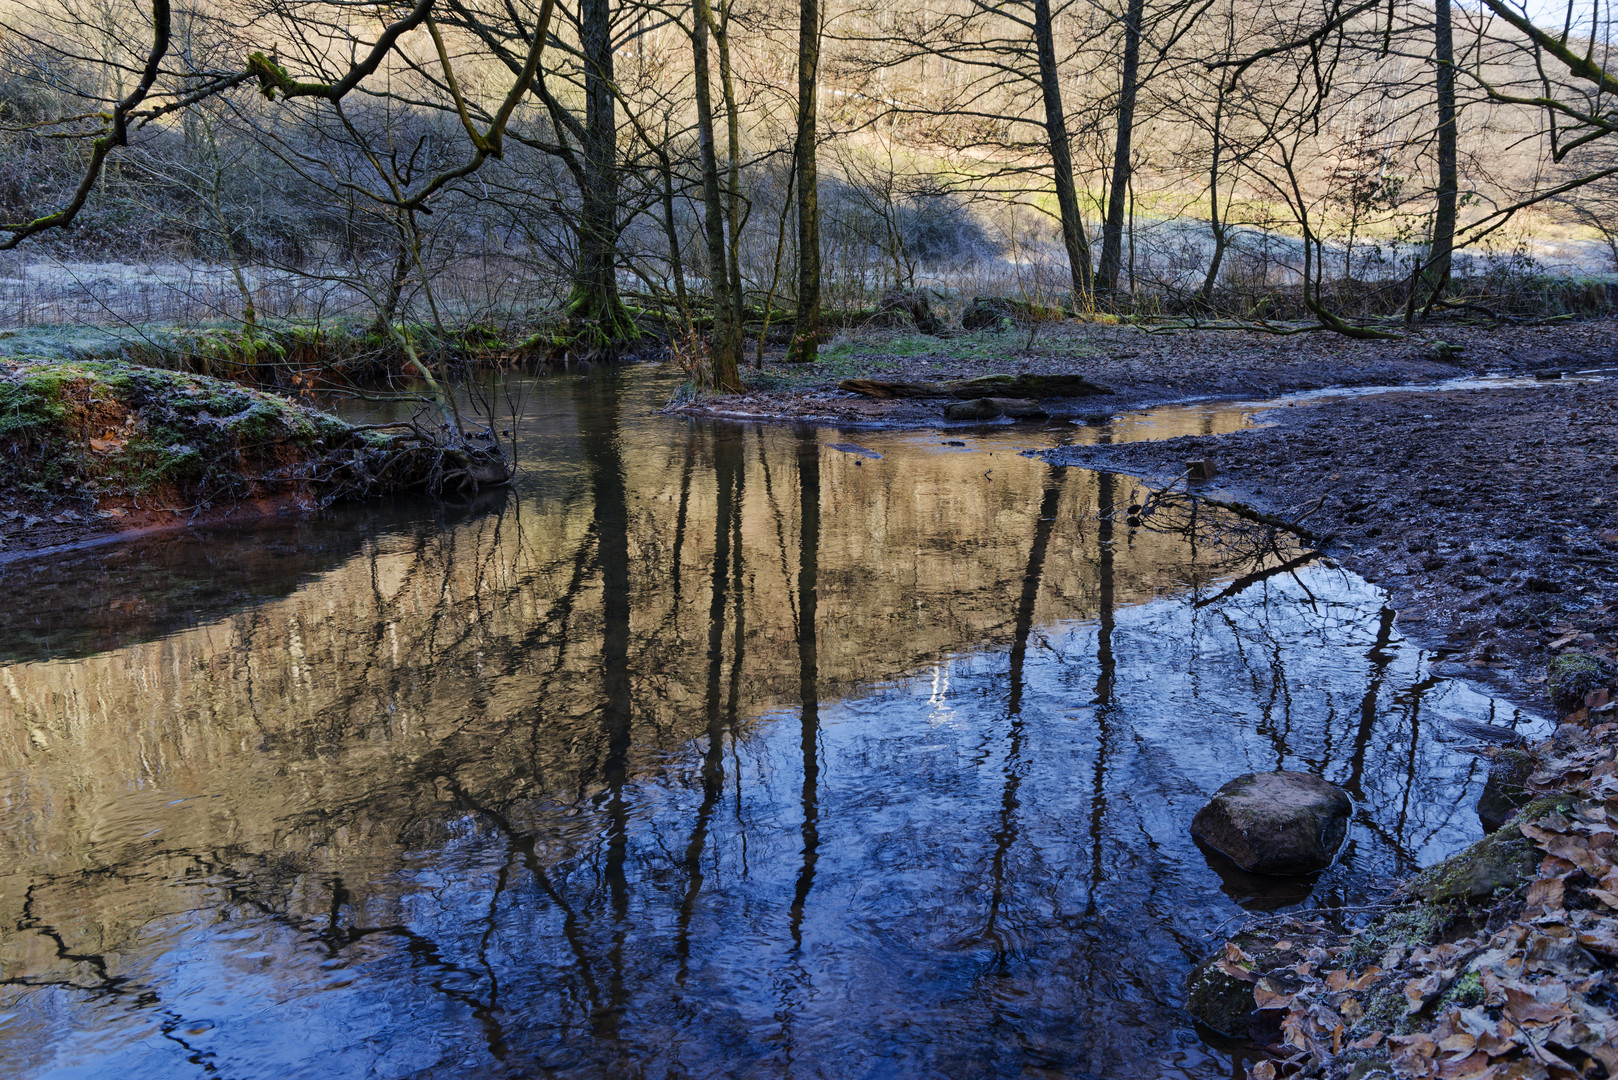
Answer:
[[1184, 932, 1291, 1039], [1475, 748, 1535, 833], [1190, 771, 1352, 875]]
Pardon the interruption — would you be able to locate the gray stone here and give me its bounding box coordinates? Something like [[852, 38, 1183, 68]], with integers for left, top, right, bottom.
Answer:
[[1190, 771, 1352, 875]]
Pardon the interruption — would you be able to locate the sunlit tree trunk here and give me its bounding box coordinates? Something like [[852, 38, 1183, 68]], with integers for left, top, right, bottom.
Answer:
[[692, 0, 744, 389], [566, 0, 637, 351], [1424, 0, 1458, 306], [786, 0, 822, 363], [1096, 0, 1144, 298], [1032, 0, 1094, 306], [712, 4, 747, 338]]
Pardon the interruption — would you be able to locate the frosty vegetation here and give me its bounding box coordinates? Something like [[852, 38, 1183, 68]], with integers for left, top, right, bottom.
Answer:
[[2, 0, 1618, 386]]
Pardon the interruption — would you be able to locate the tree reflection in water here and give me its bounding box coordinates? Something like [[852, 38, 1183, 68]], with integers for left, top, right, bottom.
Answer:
[[0, 369, 1542, 1079]]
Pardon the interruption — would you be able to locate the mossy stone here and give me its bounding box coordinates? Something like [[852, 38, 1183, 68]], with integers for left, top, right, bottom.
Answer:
[[1547, 652, 1616, 715], [1410, 824, 1539, 903], [1184, 934, 1280, 1039]]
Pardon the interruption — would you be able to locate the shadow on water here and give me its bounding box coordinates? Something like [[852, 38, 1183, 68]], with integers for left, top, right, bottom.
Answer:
[[0, 367, 1548, 1080], [0, 491, 508, 665]]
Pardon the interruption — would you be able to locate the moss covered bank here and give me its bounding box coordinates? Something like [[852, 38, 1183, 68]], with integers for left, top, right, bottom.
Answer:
[[0, 359, 500, 556]]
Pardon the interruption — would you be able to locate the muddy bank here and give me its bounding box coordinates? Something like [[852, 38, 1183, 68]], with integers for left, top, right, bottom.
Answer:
[[1035, 377, 1618, 1079], [674, 321, 1618, 426], [0, 359, 502, 559], [1040, 377, 1618, 701]]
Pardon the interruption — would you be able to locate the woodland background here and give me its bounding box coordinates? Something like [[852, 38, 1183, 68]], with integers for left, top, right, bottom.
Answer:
[[2, 0, 1618, 387]]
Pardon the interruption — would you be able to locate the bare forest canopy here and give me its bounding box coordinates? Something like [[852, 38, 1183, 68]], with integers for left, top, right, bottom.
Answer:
[[3, 0, 1618, 384]]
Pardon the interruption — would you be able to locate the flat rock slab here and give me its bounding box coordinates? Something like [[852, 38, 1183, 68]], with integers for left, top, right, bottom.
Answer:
[[1191, 771, 1351, 876]]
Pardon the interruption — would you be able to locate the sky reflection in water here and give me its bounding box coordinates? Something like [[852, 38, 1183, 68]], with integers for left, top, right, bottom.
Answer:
[[0, 370, 1541, 1079]]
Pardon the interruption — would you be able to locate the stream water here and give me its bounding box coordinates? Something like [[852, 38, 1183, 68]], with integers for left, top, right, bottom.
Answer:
[[0, 369, 1545, 1079]]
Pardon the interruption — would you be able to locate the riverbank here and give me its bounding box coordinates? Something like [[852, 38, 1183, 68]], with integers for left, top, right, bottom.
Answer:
[[0, 359, 503, 560], [1041, 377, 1618, 703], [673, 320, 1618, 426], [1034, 379, 1618, 1078]]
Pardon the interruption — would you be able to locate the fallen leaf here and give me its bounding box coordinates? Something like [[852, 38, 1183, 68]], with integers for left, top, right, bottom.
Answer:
[[1437, 1032, 1477, 1055], [1573, 923, 1618, 956], [1436, 1052, 1495, 1079], [1216, 957, 1258, 982], [1406, 973, 1443, 1012], [1524, 877, 1565, 915], [1502, 983, 1573, 1026], [1254, 979, 1294, 1011], [1351, 965, 1383, 990], [1390, 1033, 1439, 1055]]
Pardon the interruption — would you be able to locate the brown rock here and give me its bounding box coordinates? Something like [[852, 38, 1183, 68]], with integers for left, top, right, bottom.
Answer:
[[1191, 771, 1352, 876]]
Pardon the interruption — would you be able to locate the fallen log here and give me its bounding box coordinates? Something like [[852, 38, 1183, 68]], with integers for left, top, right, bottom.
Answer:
[[943, 397, 1048, 420], [838, 373, 1112, 400]]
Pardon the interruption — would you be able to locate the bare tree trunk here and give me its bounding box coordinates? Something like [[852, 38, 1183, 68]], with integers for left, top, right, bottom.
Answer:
[[1198, 33, 1234, 305], [712, 3, 747, 338], [786, 0, 822, 363], [376, 234, 412, 331], [1424, 0, 1458, 306], [211, 177, 257, 334], [1032, 0, 1093, 307], [692, 0, 743, 389], [1199, 115, 1227, 303], [656, 141, 691, 325], [1096, 0, 1144, 297], [567, 0, 637, 352]]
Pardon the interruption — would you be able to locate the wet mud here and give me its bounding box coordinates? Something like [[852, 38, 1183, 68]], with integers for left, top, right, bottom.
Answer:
[[1041, 377, 1618, 701]]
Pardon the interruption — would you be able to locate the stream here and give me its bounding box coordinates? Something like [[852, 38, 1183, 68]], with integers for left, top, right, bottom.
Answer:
[[0, 368, 1545, 1079]]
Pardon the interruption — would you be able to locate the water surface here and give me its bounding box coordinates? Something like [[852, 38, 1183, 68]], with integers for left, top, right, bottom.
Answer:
[[0, 369, 1541, 1079]]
